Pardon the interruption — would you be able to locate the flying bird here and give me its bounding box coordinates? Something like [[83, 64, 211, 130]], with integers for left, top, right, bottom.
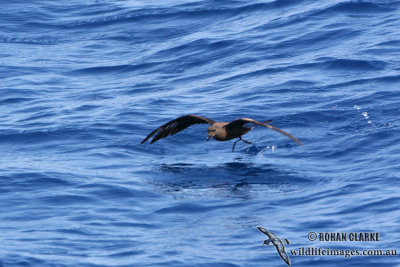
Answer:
[[141, 114, 303, 152], [257, 226, 291, 266]]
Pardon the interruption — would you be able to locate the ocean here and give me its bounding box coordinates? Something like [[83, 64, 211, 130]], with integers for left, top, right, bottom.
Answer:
[[1, 0, 400, 266]]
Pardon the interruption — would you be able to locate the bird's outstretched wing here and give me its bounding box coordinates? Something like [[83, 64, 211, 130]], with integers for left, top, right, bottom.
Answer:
[[257, 226, 272, 237], [274, 238, 291, 266], [225, 118, 303, 145], [141, 115, 215, 144]]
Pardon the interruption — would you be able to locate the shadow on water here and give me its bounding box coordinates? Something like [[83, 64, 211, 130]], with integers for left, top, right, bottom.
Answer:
[[146, 157, 317, 200]]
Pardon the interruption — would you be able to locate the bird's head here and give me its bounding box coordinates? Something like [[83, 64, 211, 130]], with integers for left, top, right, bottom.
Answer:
[[207, 125, 218, 141], [263, 239, 272, 245]]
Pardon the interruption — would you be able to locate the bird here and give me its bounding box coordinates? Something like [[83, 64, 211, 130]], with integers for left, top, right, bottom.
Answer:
[[257, 226, 291, 266], [140, 114, 303, 152]]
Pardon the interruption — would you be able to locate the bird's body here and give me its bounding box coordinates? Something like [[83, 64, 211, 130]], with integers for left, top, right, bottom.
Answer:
[[141, 114, 302, 151], [207, 121, 252, 141]]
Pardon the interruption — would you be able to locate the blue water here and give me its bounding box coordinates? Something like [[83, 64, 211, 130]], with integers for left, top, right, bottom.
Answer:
[[1, 0, 400, 266]]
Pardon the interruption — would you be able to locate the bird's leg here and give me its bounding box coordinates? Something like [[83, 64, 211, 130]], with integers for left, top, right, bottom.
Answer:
[[241, 138, 252, 145], [232, 137, 253, 152], [232, 138, 241, 152]]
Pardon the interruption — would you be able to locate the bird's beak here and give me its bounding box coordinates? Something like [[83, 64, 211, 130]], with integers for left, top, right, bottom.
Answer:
[[207, 135, 211, 141]]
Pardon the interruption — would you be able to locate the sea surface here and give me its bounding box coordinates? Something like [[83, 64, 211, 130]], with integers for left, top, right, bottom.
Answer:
[[1, 0, 400, 266]]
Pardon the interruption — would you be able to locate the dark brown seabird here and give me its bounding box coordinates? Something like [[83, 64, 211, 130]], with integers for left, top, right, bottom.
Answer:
[[141, 114, 303, 152]]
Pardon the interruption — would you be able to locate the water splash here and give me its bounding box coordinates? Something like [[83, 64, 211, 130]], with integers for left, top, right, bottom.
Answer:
[[354, 105, 372, 124]]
